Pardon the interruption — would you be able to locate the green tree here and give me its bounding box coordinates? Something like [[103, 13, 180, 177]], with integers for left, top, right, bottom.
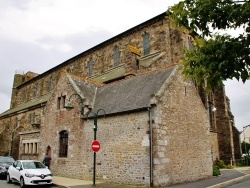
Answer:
[[168, 0, 250, 90]]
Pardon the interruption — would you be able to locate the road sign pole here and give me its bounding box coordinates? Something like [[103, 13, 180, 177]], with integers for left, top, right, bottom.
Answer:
[[93, 152, 96, 186], [93, 116, 97, 186], [86, 109, 105, 187]]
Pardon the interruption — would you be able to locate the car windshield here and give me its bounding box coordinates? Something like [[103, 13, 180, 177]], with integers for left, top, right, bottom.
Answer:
[[22, 161, 46, 169], [0, 157, 15, 163]]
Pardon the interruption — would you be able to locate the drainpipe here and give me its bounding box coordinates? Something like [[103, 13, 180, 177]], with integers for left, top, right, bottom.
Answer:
[[148, 107, 153, 187]]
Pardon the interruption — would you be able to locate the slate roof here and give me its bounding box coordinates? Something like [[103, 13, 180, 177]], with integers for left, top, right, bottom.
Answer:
[[69, 76, 97, 107], [0, 94, 51, 118], [90, 67, 176, 115]]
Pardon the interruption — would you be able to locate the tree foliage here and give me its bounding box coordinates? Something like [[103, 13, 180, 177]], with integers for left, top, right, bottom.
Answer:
[[168, 0, 250, 90]]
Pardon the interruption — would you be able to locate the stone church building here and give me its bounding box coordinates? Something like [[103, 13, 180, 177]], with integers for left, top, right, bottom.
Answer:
[[0, 12, 241, 187]]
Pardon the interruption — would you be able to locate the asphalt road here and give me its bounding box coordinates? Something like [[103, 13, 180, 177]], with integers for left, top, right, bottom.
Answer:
[[0, 178, 59, 188], [226, 176, 250, 188], [225, 169, 250, 188]]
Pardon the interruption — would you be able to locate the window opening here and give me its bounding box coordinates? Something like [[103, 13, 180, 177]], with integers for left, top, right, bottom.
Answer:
[[143, 32, 150, 55], [49, 77, 53, 92], [59, 130, 68, 157], [88, 59, 94, 77], [57, 97, 61, 110], [114, 46, 120, 67]]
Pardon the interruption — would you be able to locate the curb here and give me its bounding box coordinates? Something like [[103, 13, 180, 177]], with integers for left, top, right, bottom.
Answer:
[[207, 173, 250, 188]]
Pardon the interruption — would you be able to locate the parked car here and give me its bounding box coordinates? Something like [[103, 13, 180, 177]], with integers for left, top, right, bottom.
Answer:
[[7, 160, 53, 188], [0, 156, 15, 179]]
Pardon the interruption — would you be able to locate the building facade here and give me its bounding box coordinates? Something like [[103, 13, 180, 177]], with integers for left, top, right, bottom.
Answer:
[[0, 12, 241, 186]]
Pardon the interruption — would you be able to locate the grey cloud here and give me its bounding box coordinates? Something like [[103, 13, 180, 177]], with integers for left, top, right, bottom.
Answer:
[[0, 29, 113, 113]]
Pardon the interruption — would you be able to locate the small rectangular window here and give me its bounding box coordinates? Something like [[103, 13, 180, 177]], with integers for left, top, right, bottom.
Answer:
[[49, 77, 53, 92], [114, 46, 120, 67], [57, 97, 61, 110], [143, 33, 150, 55], [88, 59, 94, 77]]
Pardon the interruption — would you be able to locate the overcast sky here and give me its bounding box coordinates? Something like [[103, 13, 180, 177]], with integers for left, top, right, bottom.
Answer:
[[0, 0, 249, 133]]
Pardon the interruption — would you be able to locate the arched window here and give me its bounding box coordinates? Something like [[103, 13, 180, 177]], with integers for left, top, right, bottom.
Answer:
[[114, 46, 120, 67], [143, 32, 150, 55], [59, 130, 68, 157], [88, 59, 94, 77]]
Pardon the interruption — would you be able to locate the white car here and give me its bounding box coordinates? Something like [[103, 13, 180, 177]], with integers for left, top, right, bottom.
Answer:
[[7, 160, 53, 188]]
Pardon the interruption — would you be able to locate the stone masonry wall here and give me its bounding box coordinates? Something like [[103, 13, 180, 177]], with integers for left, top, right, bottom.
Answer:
[[210, 132, 220, 162], [0, 114, 23, 159], [39, 74, 150, 185], [232, 126, 241, 160], [82, 113, 150, 185], [152, 70, 212, 186], [19, 131, 40, 160], [214, 87, 239, 163]]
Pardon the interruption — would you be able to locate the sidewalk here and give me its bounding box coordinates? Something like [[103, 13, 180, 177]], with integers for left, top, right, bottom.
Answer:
[[53, 176, 142, 188], [53, 167, 250, 188]]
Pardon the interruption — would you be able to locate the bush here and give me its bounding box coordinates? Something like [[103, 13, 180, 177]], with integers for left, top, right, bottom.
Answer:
[[216, 160, 226, 169], [213, 165, 221, 176], [237, 162, 243, 167], [226, 164, 234, 169]]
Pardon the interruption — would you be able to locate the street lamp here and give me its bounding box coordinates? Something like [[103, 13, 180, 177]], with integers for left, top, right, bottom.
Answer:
[[86, 109, 106, 187], [65, 93, 85, 116], [208, 100, 216, 129], [208, 101, 217, 112]]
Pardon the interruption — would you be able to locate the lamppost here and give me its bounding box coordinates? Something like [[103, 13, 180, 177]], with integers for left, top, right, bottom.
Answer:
[[86, 109, 105, 187], [208, 100, 217, 129], [65, 93, 106, 186], [242, 125, 250, 165]]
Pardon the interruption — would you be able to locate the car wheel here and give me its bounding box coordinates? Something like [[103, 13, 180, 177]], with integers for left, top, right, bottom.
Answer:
[[20, 176, 26, 188], [6, 173, 12, 183]]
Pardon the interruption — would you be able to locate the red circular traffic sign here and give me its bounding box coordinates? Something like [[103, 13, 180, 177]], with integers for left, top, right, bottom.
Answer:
[[91, 140, 100, 152]]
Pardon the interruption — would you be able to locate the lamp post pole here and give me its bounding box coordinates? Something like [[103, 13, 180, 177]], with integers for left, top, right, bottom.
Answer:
[[86, 109, 105, 187], [244, 129, 247, 165], [93, 115, 97, 187], [65, 94, 105, 186]]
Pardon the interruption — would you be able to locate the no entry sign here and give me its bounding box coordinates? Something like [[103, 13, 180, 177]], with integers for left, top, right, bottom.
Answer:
[[91, 140, 100, 152]]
